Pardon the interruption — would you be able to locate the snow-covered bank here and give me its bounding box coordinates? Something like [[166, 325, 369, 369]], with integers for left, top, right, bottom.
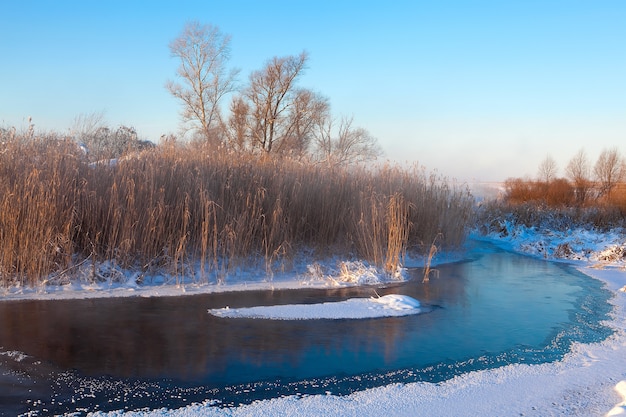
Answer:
[[0, 258, 411, 302], [479, 219, 626, 268], [479, 220, 626, 294]]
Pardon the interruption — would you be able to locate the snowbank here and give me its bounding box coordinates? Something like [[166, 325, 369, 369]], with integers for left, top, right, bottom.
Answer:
[[607, 381, 626, 416], [0, 258, 407, 302], [478, 220, 626, 267]]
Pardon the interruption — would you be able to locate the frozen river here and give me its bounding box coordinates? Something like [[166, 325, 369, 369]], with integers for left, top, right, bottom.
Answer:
[[0, 242, 613, 415]]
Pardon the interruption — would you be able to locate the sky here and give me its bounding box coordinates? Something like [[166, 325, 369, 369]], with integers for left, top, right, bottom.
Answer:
[[1, 1, 625, 181]]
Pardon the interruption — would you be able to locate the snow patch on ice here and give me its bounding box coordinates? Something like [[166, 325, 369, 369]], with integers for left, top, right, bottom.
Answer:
[[208, 294, 421, 320], [370, 294, 421, 310]]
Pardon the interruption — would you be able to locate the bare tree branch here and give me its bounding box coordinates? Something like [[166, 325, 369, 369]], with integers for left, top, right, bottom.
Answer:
[[537, 155, 558, 183], [566, 148, 591, 204], [594, 147, 625, 199], [245, 52, 308, 154], [312, 115, 382, 167]]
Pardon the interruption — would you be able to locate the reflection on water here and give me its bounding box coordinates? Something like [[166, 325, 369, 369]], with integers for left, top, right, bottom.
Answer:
[[0, 241, 613, 415]]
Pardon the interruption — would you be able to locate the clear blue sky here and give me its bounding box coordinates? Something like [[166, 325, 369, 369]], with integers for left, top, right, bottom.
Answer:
[[1, 1, 624, 181]]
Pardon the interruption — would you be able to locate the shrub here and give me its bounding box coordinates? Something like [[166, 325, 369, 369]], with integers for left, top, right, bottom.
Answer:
[[504, 177, 575, 207]]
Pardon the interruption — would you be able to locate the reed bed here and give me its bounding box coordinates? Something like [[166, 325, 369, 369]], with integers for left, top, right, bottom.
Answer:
[[0, 134, 474, 287]]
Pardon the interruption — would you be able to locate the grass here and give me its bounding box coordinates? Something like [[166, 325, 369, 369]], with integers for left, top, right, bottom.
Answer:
[[0, 132, 474, 287]]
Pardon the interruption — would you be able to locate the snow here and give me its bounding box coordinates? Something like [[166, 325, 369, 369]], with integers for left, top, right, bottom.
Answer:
[[608, 381, 626, 416], [2, 224, 626, 416], [370, 293, 421, 310], [208, 294, 422, 320], [0, 258, 406, 301]]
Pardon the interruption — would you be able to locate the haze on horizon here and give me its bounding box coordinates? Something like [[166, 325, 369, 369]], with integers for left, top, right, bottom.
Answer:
[[1, 1, 624, 182]]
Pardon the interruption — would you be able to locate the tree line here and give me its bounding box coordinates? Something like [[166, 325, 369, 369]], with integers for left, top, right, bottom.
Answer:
[[505, 147, 626, 209], [165, 21, 381, 167]]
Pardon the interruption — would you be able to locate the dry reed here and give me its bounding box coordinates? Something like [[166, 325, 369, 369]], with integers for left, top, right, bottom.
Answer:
[[0, 132, 474, 287]]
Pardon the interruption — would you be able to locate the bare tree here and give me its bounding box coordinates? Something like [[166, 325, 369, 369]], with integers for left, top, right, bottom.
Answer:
[[245, 52, 308, 154], [537, 155, 558, 183], [594, 148, 625, 199], [565, 148, 591, 204], [225, 95, 251, 152], [166, 21, 239, 143], [71, 111, 106, 139], [276, 89, 329, 157], [312, 115, 382, 167], [226, 88, 327, 157]]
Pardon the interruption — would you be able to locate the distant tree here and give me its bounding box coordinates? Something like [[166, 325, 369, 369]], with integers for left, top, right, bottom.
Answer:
[[312, 115, 382, 167], [594, 148, 625, 199], [244, 52, 309, 154], [537, 155, 558, 183], [565, 149, 592, 204], [166, 21, 239, 143]]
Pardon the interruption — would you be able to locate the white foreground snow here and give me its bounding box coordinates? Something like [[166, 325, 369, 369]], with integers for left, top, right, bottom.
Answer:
[[2, 226, 626, 416], [208, 294, 422, 320]]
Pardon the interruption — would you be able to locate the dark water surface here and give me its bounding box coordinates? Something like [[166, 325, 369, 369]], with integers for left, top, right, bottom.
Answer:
[[0, 241, 613, 415]]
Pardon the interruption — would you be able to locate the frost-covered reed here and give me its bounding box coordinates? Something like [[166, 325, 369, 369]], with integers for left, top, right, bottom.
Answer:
[[0, 133, 474, 287]]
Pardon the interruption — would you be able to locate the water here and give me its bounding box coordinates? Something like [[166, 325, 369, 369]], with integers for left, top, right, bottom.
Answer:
[[0, 241, 613, 415]]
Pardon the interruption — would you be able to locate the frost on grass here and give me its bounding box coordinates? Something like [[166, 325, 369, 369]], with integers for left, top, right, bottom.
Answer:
[[0, 252, 412, 300], [305, 260, 406, 287], [480, 219, 626, 266], [593, 244, 626, 263]]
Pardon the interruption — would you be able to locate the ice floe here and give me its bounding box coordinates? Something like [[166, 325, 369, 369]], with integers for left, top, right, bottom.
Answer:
[[208, 294, 422, 320]]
